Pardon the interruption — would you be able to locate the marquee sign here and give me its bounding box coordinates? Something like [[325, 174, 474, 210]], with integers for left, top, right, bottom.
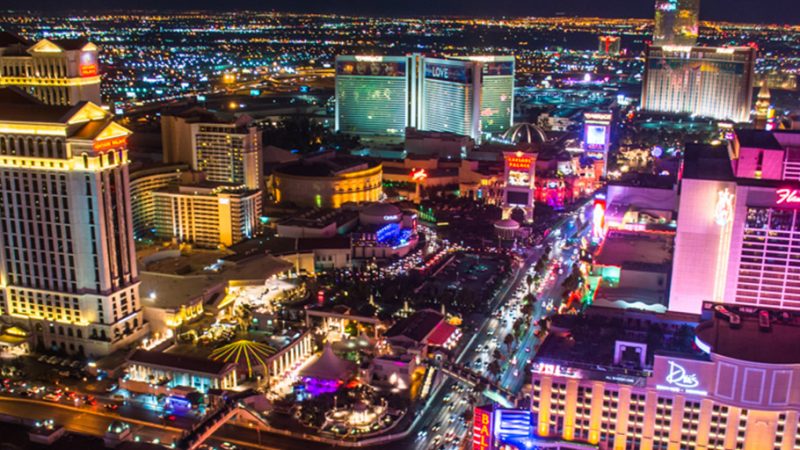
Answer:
[[473, 405, 494, 450], [776, 188, 800, 206], [425, 62, 471, 83], [80, 51, 98, 77], [505, 155, 533, 171], [653, 358, 709, 396], [93, 136, 127, 152]]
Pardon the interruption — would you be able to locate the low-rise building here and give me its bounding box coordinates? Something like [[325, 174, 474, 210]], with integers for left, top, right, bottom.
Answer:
[[129, 163, 188, 239], [272, 152, 382, 208], [124, 349, 238, 394], [531, 304, 800, 450], [152, 183, 261, 248]]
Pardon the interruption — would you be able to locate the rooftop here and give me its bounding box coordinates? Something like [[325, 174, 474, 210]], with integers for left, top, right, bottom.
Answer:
[[594, 229, 673, 270], [536, 308, 706, 376], [696, 302, 800, 365], [385, 309, 444, 343], [735, 129, 783, 150], [127, 349, 233, 376], [274, 153, 379, 178], [682, 143, 735, 182], [140, 254, 292, 310]]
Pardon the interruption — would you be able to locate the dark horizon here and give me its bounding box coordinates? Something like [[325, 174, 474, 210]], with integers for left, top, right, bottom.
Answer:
[[0, 0, 797, 25]]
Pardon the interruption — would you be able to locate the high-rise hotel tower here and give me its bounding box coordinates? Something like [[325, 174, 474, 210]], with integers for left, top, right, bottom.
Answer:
[[335, 54, 514, 142], [0, 32, 101, 106], [0, 88, 147, 357]]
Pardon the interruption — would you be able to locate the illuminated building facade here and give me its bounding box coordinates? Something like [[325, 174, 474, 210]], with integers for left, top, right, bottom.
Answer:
[[0, 33, 101, 106], [129, 164, 187, 239], [0, 89, 147, 356], [653, 0, 699, 46], [583, 112, 613, 176], [335, 55, 412, 137], [502, 151, 536, 223], [335, 54, 514, 141], [161, 110, 263, 191], [272, 154, 382, 209], [450, 56, 516, 136], [597, 36, 621, 56], [642, 46, 755, 123], [420, 57, 481, 140], [530, 305, 800, 450], [152, 184, 260, 248], [670, 134, 800, 314]]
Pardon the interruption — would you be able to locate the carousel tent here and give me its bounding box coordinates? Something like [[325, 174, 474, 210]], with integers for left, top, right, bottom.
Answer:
[[209, 340, 278, 377], [299, 344, 355, 381]]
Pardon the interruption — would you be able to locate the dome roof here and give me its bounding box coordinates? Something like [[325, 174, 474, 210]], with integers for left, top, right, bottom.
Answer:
[[361, 202, 401, 218], [502, 123, 547, 145], [494, 219, 521, 230]]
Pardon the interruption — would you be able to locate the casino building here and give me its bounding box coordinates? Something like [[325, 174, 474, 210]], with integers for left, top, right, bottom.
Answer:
[[670, 130, 800, 314], [271, 152, 382, 209], [334, 54, 514, 142], [0, 32, 101, 106], [642, 46, 755, 123], [0, 88, 147, 356], [527, 304, 800, 450]]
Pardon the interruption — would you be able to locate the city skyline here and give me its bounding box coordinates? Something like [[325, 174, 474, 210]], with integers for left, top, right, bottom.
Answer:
[[0, 1, 798, 24], [0, 0, 796, 449]]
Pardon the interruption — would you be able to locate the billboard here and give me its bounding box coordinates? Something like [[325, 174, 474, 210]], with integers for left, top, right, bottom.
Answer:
[[585, 125, 608, 147], [776, 188, 800, 207], [649, 355, 715, 397], [79, 51, 98, 77], [425, 62, 472, 83], [336, 61, 406, 77], [473, 405, 494, 450], [482, 61, 514, 76]]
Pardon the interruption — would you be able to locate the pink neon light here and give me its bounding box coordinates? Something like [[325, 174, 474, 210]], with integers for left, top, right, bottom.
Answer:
[[776, 188, 800, 205]]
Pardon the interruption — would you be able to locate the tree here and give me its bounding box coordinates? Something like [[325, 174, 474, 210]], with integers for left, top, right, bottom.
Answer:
[[492, 349, 503, 361], [503, 333, 514, 350], [534, 259, 546, 274], [487, 361, 501, 378], [185, 391, 205, 407], [521, 303, 533, 318]]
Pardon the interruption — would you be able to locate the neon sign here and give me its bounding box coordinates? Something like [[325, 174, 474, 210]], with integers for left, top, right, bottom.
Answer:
[[776, 188, 800, 205], [593, 199, 606, 240], [506, 156, 533, 171], [655, 360, 709, 396], [411, 168, 428, 182], [93, 136, 127, 152], [80, 51, 98, 77], [80, 64, 98, 77], [473, 406, 493, 450], [665, 361, 699, 388], [714, 189, 734, 226]]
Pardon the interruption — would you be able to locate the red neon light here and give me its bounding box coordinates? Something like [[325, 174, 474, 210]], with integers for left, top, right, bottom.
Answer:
[[80, 64, 98, 77], [93, 136, 127, 152], [411, 168, 428, 182], [506, 156, 532, 170], [472, 407, 492, 450], [777, 188, 800, 205]]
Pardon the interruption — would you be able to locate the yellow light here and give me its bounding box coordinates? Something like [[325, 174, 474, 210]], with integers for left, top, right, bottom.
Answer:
[[0, 124, 66, 136]]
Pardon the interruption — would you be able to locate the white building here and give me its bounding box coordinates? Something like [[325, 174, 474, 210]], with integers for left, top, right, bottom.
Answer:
[[0, 88, 148, 356]]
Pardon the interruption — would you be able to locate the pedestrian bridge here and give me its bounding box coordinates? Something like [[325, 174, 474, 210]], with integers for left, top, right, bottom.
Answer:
[[434, 359, 522, 408], [175, 392, 269, 450]]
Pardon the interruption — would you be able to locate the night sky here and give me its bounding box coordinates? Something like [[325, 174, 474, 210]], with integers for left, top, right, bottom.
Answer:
[[0, 0, 796, 24]]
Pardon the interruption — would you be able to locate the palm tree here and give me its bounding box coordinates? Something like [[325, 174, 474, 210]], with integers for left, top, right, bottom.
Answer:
[[487, 361, 501, 379], [503, 333, 514, 351]]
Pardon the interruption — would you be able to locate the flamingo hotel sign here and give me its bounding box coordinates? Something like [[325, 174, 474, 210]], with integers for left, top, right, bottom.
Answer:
[[776, 188, 800, 206]]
